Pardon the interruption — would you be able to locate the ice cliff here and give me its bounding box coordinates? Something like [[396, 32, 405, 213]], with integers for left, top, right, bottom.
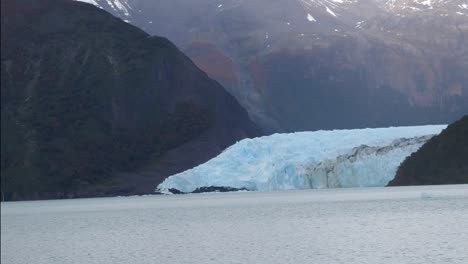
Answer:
[[157, 125, 446, 193]]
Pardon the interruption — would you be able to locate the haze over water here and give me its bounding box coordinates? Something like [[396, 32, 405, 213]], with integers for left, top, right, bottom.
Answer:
[[2, 185, 468, 264]]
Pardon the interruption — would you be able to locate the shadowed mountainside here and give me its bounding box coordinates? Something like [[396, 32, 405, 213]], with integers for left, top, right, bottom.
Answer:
[[388, 115, 468, 186], [0, 0, 260, 200]]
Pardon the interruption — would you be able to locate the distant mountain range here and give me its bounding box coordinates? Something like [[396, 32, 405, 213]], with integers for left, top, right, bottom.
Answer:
[[78, 0, 468, 132], [1, 0, 260, 200]]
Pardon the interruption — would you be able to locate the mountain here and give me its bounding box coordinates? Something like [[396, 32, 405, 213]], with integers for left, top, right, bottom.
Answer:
[[388, 115, 468, 186], [78, 0, 468, 132], [0, 0, 260, 200], [157, 125, 445, 193]]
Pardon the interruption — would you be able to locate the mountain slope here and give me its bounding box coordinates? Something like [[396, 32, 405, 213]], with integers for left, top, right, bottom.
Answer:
[[0, 0, 260, 200], [77, 0, 468, 132], [388, 115, 468, 186]]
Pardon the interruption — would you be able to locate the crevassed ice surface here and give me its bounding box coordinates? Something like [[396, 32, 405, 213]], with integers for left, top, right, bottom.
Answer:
[[157, 125, 446, 193]]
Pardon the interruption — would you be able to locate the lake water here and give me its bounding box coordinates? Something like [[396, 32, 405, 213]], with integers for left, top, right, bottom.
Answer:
[[2, 185, 468, 264]]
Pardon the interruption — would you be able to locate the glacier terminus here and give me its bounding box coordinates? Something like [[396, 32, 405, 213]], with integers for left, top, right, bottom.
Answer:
[[157, 125, 447, 193]]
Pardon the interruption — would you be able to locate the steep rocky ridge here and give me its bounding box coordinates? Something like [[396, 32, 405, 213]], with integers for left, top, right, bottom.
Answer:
[[388, 115, 468, 186]]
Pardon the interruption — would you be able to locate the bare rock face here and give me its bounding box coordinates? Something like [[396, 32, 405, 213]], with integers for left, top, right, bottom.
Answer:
[[0, 0, 260, 200], [389, 115, 468, 186], [79, 0, 468, 132]]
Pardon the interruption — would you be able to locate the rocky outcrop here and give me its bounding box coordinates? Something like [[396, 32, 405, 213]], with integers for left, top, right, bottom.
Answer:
[[0, 0, 260, 200], [388, 115, 468, 186], [160, 186, 248, 194]]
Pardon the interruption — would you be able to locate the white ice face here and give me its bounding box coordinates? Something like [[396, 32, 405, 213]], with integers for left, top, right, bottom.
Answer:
[[157, 125, 446, 193]]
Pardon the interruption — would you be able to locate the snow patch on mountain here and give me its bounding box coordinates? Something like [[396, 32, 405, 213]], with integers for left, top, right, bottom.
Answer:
[[103, 0, 131, 16], [157, 125, 446, 193], [76, 0, 132, 16], [79, 0, 100, 6], [355, 20, 365, 28], [307, 13, 317, 21]]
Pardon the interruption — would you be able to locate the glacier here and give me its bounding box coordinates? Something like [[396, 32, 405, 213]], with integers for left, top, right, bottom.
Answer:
[[157, 125, 446, 193]]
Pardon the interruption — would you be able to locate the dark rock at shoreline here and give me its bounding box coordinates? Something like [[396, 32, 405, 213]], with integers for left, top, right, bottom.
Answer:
[[388, 115, 468, 186], [192, 186, 249, 193], [161, 186, 249, 194]]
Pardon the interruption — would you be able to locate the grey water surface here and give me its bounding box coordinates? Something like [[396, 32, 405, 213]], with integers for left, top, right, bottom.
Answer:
[[2, 185, 468, 264]]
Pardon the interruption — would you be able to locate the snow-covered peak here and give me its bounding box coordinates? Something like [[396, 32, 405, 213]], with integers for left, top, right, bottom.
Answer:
[[79, 0, 99, 5], [299, 0, 357, 17], [298, 0, 468, 19], [382, 0, 468, 13], [76, 0, 468, 27], [77, 0, 132, 16]]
